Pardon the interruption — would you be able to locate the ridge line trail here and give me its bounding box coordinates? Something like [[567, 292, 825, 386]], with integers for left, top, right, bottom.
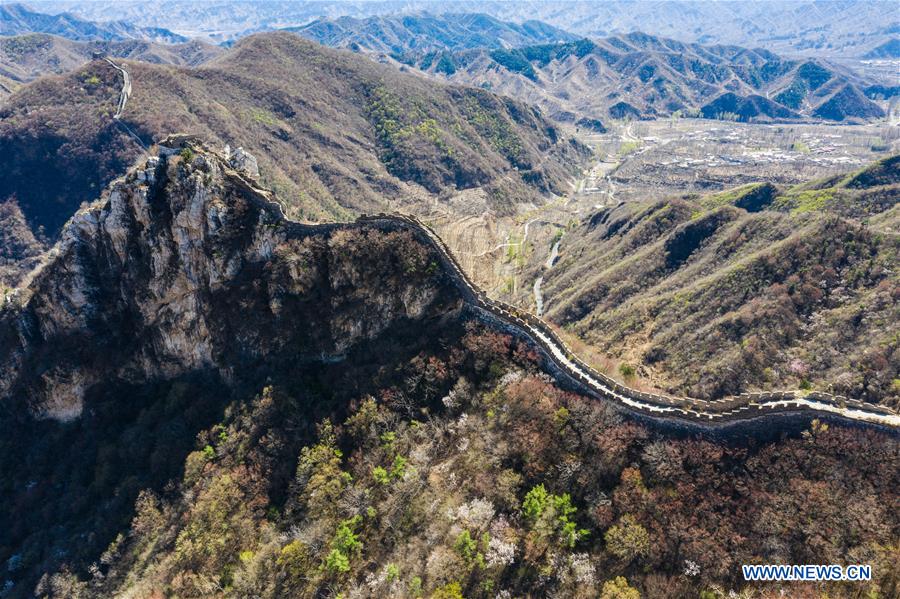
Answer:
[[205, 156, 900, 428], [105, 57, 147, 152], [388, 211, 900, 430], [105, 57, 131, 119]]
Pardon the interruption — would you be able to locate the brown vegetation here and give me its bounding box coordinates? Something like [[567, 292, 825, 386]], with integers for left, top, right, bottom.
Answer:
[[0, 31, 585, 243], [539, 157, 899, 405], [15, 324, 899, 598]]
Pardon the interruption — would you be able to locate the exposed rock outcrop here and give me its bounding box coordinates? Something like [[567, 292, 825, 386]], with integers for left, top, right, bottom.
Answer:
[[0, 138, 460, 421]]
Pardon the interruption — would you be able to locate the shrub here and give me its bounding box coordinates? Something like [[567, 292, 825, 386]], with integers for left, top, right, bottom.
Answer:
[[600, 576, 641, 599], [454, 530, 486, 570], [373, 466, 390, 485], [604, 515, 650, 562], [202, 444, 215, 460], [277, 540, 311, 579], [522, 483, 550, 522], [522, 484, 588, 548], [324, 548, 350, 573], [430, 582, 464, 599], [390, 455, 408, 479], [618, 363, 636, 378], [323, 515, 362, 574]]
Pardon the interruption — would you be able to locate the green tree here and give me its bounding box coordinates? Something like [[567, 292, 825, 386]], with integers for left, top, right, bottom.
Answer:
[[522, 484, 550, 522], [323, 515, 363, 574], [373, 466, 390, 485], [430, 581, 464, 599], [454, 530, 486, 570], [295, 421, 349, 518], [522, 484, 588, 548]]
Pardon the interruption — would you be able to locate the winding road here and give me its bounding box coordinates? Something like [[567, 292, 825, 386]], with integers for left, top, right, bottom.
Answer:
[[200, 140, 900, 432]]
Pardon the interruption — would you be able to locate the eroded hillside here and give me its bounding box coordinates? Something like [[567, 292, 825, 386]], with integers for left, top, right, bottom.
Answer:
[[405, 33, 890, 125], [530, 156, 900, 406]]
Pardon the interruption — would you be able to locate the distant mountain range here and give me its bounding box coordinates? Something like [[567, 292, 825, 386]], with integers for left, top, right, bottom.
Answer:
[[0, 6, 892, 128], [0, 33, 221, 97], [0, 2, 185, 42], [30, 0, 899, 58], [397, 32, 891, 124], [289, 13, 576, 54]]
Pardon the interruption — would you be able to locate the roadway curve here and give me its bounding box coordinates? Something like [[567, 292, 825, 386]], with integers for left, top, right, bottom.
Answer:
[[188, 139, 900, 433]]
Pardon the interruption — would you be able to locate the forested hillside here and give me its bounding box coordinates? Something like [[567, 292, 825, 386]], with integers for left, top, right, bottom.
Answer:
[[0, 31, 585, 247]]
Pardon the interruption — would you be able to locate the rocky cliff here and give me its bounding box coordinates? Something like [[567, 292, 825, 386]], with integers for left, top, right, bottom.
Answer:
[[0, 138, 461, 422]]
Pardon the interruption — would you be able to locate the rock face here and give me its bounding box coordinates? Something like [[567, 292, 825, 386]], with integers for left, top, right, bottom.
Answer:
[[0, 139, 460, 421]]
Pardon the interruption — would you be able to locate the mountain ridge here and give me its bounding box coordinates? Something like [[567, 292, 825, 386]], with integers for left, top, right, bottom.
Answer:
[[527, 155, 900, 406], [289, 12, 577, 54], [405, 32, 889, 124], [0, 32, 222, 99], [0, 31, 586, 280], [0, 2, 186, 43]]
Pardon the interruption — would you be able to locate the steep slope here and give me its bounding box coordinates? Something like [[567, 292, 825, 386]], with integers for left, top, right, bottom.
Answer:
[[700, 92, 798, 121], [2, 139, 898, 599], [812, 84, 887, 121], [0, 137, 462, 422], [0, 2, 186, 42], [290, 12, 576, 55], [404, 33, 887, 124], [0, 200, 44, 287], [533, 157, 900, 405], [0, 33, 222, 100], [0, 137, 461, 596], [0, 32, 585, 244]]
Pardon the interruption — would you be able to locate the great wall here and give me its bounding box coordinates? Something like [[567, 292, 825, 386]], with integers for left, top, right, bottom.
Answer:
[[183, 137, 900, 433]]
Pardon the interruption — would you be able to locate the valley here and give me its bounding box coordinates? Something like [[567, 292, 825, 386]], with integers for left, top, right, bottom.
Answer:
[[434, 117, 899, 406], [450, 118, 897, 297]]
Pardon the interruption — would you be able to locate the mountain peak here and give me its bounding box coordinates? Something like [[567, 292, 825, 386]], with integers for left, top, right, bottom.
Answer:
[[1, 138, 458, 421]]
